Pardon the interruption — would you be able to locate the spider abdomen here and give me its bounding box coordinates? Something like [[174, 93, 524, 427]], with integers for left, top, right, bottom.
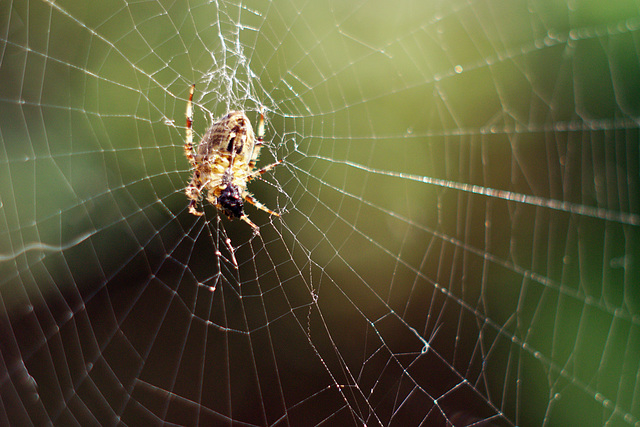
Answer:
[[198, 111, 255, 160]]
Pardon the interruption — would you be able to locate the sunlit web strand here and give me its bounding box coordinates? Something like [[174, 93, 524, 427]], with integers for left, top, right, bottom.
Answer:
[[288, 161, 638, 326], [314, 156, 640, 226], [41, 0, 189, 101]]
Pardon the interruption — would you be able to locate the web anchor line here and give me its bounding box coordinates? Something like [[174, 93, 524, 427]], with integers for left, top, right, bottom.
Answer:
[[318, 157, 640, 226]]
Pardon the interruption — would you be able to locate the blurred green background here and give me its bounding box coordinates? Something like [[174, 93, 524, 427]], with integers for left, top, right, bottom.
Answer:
[[1, 0, 639, 425]]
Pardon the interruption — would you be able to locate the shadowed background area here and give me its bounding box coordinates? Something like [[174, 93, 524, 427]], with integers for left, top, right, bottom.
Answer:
[[1, 0, 639, 425]]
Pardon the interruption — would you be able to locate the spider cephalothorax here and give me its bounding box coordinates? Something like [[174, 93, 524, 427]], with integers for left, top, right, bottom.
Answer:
[[217, 179, 244, 219], [184, 85, 281, 232]]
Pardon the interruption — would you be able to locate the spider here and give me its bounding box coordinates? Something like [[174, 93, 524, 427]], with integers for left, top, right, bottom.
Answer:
[[184, 84, 281, 232]]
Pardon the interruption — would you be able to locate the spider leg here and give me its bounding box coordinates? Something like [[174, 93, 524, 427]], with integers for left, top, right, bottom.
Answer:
[[186, 176, 210, 217], [240, 215, 260, 234], [188, 199, 204, 216], [256, 106, 265, 143], [244, 194, 280, 217], [247, 160, 283, 182], [184, 84, 198, 170], [184, 84, 205, 217], [247, 106, 283, 180]]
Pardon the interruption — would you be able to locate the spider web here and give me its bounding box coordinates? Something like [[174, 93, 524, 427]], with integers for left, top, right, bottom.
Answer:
[[1, 0, 640, 425]]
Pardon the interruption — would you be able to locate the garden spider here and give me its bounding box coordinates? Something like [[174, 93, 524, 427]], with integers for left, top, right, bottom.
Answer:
[[184, 84, 281, 233]]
